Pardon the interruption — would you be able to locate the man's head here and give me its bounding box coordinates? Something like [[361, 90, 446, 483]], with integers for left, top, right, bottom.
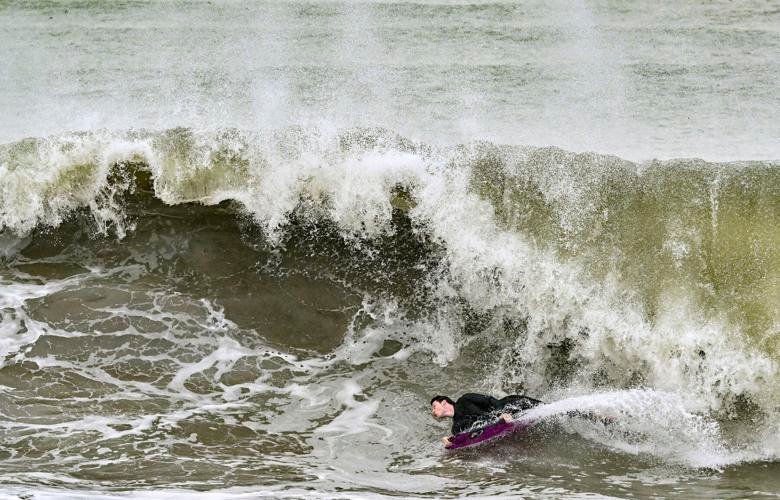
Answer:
[[430, 395, 455, 419]]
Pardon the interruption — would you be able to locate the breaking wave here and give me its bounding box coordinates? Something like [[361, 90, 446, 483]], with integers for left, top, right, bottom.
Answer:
[[0, 126, 778, 465]]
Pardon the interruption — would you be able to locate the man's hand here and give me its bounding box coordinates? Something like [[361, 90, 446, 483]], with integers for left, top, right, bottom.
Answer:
[[441, 435, 453, 446], [499, 413, 513, 423]]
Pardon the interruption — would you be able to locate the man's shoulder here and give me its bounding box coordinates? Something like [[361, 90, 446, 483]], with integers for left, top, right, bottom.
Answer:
[[457, 392, 490, 403]]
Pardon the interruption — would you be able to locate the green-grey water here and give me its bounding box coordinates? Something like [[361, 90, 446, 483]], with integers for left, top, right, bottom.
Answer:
[[0, 1, 778, 498]]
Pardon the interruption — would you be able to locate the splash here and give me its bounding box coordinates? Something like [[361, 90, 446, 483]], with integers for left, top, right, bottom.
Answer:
[[517, 390, 734, 468]]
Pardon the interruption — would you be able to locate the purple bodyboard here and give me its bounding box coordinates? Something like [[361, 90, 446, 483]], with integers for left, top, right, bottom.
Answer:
[[445, 419, 533, 450]]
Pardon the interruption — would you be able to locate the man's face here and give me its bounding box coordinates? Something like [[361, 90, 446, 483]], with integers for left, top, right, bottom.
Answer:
[[431, 400, 450, 418]]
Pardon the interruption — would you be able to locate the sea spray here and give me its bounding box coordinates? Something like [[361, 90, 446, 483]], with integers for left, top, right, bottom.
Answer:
[[516, 390, 732, 468]]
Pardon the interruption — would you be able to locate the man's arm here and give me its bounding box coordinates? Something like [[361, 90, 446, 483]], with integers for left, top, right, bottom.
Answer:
[[451, 393, 506, 434]]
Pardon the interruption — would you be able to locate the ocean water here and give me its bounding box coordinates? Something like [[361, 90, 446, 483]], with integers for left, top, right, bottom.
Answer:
[[0, 0, 778, 498]]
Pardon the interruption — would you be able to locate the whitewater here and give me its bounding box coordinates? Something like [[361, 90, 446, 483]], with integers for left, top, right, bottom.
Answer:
[[0, 1, 778, 498]]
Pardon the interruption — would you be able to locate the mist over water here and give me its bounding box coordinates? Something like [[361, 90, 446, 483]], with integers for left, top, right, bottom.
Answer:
[[0, 0, 778, 498], [2, 0, 779, 160]]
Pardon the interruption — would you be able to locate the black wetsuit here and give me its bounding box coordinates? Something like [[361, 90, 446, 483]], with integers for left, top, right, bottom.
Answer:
[[451, 393, 542, 434]]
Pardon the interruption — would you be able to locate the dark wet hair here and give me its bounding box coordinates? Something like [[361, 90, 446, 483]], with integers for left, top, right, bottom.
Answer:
[[430, 395, 455, 406]]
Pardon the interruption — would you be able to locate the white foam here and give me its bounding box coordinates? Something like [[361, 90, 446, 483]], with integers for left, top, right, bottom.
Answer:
[[516, 390, 736, 468]]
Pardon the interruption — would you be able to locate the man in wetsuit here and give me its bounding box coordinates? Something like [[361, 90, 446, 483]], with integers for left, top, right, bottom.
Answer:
[[430, 393, 542, 446]]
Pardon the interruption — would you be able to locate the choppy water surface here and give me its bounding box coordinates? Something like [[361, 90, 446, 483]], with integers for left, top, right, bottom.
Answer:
[[0, 1, 778, 498]]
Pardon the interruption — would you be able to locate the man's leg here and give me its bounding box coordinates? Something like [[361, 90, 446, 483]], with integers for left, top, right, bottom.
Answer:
[[500, 395, 543, 411]]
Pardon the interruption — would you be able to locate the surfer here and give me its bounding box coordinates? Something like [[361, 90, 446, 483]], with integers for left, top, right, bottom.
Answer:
[[430, 393, 542, 446]]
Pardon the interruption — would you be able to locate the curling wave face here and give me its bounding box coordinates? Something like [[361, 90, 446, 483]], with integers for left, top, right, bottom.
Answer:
[[0, 126, 778, 493]]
